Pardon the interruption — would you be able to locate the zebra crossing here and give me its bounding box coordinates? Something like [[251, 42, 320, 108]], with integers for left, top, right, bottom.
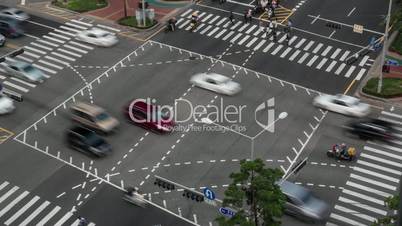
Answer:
[[0, 19, 120, 96], [0, 181, 95, 225], [177, 9, 373, 81], [327, 111, 402, 226]]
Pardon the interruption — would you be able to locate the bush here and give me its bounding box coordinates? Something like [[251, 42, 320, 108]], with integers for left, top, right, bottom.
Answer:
[[390, 32, 402, 55], [362, 77, 402, 98], [53, 0, 107, 13], [118, 16, 157, 29]]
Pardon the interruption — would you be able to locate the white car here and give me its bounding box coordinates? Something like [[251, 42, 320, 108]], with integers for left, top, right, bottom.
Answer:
[[0, 94, 15, 114], [190, 73, 241, 95], [313, 94, 370, 117], [76, 28, 118, 47], [0, 8, 29, 21], [1, 60, 46, 83]]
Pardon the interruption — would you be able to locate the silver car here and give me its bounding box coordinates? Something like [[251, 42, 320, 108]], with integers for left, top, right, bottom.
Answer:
[[280, 181, 330, 222], [0, 8, 29, 21], [1, 60, 46, 83]]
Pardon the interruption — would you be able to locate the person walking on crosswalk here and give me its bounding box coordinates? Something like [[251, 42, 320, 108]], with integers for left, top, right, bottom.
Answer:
[[272, 19, 278, 42], [229, 11, 234, 25], [78, 216, 88, 226], [244, 9, 252, 23]]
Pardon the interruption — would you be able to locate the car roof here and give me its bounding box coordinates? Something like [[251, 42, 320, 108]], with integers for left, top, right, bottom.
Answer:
[[8, 60, 29, 68], [72, 102, 104, 115], [1, 8, 21, 13], [87, 28, 110, 35], [204, 73, 230, 82], [335, 94, 359, 103], [279, 181, 310, 199], [69, 126, 94, 136]]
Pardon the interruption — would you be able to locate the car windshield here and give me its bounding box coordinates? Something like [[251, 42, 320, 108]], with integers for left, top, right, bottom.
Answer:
[[299, 190, 313, 204], [23, 65, 42, 79], [96, 112, 109, 121], [156, 110, 170, 120], [86, 133, 104, 147]]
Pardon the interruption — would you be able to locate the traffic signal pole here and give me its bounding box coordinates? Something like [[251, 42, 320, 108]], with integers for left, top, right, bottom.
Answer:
[[377, 0, 392, 93]]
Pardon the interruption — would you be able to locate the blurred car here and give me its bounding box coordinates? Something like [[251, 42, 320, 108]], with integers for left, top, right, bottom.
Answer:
[[76, 28, 118, 47], [190, 72, 241, 95], [0, 18, 23, 38], [0, 60, 45, 83], [280, 181, 330, 222], [66, 126, 112, 157], [0, 34, 5, 46], [313, 94, 370, 117], [344, 118, 396, 141], [71, 102, 119, 134], [0, 8, 29, 21], [0, 94, 14, 114], [124, 99, 174, 133]]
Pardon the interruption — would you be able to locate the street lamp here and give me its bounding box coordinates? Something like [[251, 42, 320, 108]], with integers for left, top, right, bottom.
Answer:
[[199, 111, 288, 160]]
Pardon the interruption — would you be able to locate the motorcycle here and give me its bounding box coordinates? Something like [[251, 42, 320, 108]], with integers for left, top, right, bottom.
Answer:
[[123, 187, 147, 208], [327, 146, 356, 161], [190, 19, 198, 32]]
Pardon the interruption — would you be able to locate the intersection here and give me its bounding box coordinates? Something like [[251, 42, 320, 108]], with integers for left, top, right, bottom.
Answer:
[[0, 0, 400, 226]]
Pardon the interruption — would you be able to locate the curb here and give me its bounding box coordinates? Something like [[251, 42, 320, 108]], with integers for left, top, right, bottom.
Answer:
[[47, 2, 79, 15]]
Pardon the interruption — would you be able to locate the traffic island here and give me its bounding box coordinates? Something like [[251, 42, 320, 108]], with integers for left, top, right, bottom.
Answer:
[[362, 78, 402, 99], [118, 16, 158, 29], [52, 0, 108, 13]]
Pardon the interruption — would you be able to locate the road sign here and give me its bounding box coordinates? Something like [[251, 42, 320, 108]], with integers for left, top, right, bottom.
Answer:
[[219, 207, 236, 218], [353, 24, 364, 34], [203, 187, 215, 200]]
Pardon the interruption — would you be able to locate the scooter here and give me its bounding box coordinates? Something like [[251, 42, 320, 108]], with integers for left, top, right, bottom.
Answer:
[[123, 188, 148, 208], [327, 147, 356, 161], [190, 20, 198, 32]]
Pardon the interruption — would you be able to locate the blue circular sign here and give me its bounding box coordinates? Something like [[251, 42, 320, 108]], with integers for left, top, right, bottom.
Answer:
[[203, 187, 215, 200]]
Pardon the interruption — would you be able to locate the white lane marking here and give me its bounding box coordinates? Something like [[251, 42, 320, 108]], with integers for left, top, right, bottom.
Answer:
[[45, 56, 70, 66], [342, 188, 384, 205], [3, 81, 29, 93], [347, 7, 356, 17], [312, 43, 323, 53], [4, 196, 40, 225], [339, 50, 350, 61], [0, 186, 19, 203], [346, 181, 392, 197], [334, 205, 376, 222], [49, 32, 71, 40], [11, 77, 36, 88], [321, 46, 332, 56], [30, 42, 52, 51], [289, 50, 301, 61], [350, 173, 396, 191], [209, 15, 220, 24], [360, 153, 402, 168], [37, 39, 59, 47], [24, 46, 46, 55], [306, 55, 318, 66], [230, 21, 242, 30], [238, 24, 248, 32], [60, 25, 80, 33], [43, 35, 65, 44], [36, 206, 61, 226], [335, 63, 346, 75], [0, 191, 29, 218], [16, 55, 34, 62], [71, 19, 93, 27], [54, 211, 73, 226], [19, 201, 50, 226], [330, 48, 341, 59], [246, 24, 257, 34], [38, 60, 63, 70], [58, 48, 82, 57], [325, 61, 337, 72], [54, 29, 75, 37], [253, 39, 266, 50], [338, 196, 387, 216], [364, 145, 402, 160], [288, 36, 297, 45], [201, 14, 213, 22], [271, 45, 283, 55], [200, 25, 212, 35], [359, 55, 370, 66], [181, 9, 192, 17], [238, 35, 250, 45], [64, 44, 88, 54], [22, 51, 40, 59], [382, 111, 402, 119], [97, 24, 121, 32], [329, 213, 365, 226], [216, 17, 227, 26], [329, 30, 336, 38], [51, 52, 75, 61], [297, 52, 309, 64], [215, 29, 227, 38], [65, 22, 87, 30], [246, 37, 258, 47], [311, 14, 320, 24], [295, 38, 306, 48], [263, 42, 275, 52], [280, 47, 292, 58], [207, 27, 220, 36], [353, 166, 399, 183], [344, 65, 356, 77], [355, 68, 366, 80], [303, 40, 314, 51], [316, 58, 328, 69], [33, 63, 57, 74], [230, 33, 242, 43], [222, 31, 235, 40]]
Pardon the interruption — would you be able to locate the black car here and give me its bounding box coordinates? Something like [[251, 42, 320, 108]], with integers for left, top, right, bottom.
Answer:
[[0, 17, 23, 38], [66, 126, 112, 157], [344, 118, 396, 141]]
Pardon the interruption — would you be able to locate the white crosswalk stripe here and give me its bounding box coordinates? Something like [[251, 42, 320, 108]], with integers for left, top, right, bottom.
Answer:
[[3, 81, 29, 93], [207, 27, 220, 36], [359, 55, 370, 66], [271, 45, 283, 55], [316, 58, 327, 69], [350, 173, 396, 191], [37, 39, 59, 47], [330, 213, 366, 226], [64, 44, 88, 54], [288, 36, 297, 45], [209, 15, 220, 24], [19, 201, 50, 226], [200, 25, 212, 34], [321, 46, 332, 56], [253, 40, 266, 51], [60, 25, 81, 33], [339, 50, 350, 61], [214, 29, 227, 38], [31, 42, 53, 51], [222, 31, 234, 40], [334, 63, 346, 75], [330, 48, 341, 59], [43, 35, 65, 44], [263, 42, 275, 53], [54, 29, 75, 37], [58, 48, 82, 58], [238, 24, 248, 32], [289, 50, 300, 61], [294, 38, 306, 48], [33, 63, 57, 74], [4, 196, 40, 225], [280, 47, 292, 58], [230, 33, 242, 43], [16, 55, 34, 63], [38, 60, 63, 70], [44, 56, 70, 66], [297, 52, 309, 64], [355, 68, 366, 80], [201, 14, 213, 22], [245, 25, 257, 34], [216, 17, 227, 26], [37, 206, 61, 226], [303, 40, 314, 51], [307, 55, 318, 67], [11, 77, 36, 88], [0, 191, 29, 218], [325, 61, 337, 72], [246, 37, 258, 48], [334, 205, 376, 222], [344, 65, 356, 78], [52, 52, 76, 61], [237, 35, 250, 45], [71, 19, 93, 27], [230, 21, 242, 30], [312, 43, 323, 53], [49, 32, 71, 40], [338, 197, 387, 216], [278, 34, 286, 43], [65, 22, 87, 30], [346, 181, 392, 197]]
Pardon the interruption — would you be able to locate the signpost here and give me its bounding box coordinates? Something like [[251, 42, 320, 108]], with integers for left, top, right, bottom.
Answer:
[[203, 187, 217, 206], [219, 207, 236, 218], [353, 24, 364, 34]]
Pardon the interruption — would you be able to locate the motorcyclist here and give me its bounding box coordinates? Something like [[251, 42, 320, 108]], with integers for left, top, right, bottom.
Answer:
[[167, 17, 177, 31], [340, 143, 348, 158], [126, 186, 137, 197], [191, 12, 199, 25]]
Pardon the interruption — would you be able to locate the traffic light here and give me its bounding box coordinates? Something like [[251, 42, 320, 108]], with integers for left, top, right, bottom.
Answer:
[[325, 22, 341, 29], [154, 178, 175, 190], [183, 189, 204, 202]]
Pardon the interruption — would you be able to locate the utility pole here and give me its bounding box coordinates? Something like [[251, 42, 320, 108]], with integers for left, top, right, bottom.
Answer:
[[377, 0, 392, 93], [142, 0, 146, 26], [123, 0, 127, 17]]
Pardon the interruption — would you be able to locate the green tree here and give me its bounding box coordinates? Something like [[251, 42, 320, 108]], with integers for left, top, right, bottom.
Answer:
[[372, 195, 399, 226], [216, 159, 286, 226]]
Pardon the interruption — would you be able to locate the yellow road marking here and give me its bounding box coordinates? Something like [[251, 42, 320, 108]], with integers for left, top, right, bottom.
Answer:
[[5, 42, 20, 49], [280, 9, 294, 24], [0, 127, 14, 144], [344, 79, 356, 95]]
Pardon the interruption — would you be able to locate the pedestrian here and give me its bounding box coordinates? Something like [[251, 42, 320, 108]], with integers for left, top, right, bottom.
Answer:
[[219, 0, 226, 5], [272, 18, 278, 41], [267, 7, 273, 19], [78, 216, 88, 226], [287, 19, 293, 31], [244, 10, 248, 23], [267, 19, 273, 37], [229, 11, 234, 25], [285, 31, 291, 45], [247, 8, 253, 23]]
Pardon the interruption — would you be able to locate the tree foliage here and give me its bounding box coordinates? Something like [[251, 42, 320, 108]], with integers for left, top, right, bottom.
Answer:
[[372, 195, 399, 226], [216, 159, 286, 226]]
